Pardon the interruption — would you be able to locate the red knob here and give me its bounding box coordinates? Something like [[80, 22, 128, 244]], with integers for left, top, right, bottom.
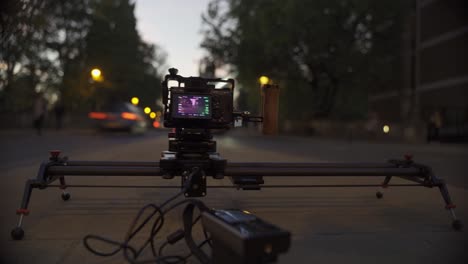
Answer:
[[404, 154, 413, 161], [50, 150, 61, 158], [16, 209, 30, 215]]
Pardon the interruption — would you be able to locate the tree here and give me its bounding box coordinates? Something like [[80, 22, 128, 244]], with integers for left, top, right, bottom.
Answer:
[[43, 0, 93, 108], [1, 0, 165, 113], [201, 0, 408, 120], [0, 0, 49, 111], [0, 0, 93, 112], [84, 0, 165, 109]]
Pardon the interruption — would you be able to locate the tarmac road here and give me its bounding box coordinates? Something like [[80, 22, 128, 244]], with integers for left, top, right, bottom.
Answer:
[[1, 128, 467, 263]]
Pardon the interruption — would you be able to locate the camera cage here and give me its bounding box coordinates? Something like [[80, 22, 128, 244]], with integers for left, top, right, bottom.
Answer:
[[162, 68, 235, 129], [10, 70, 463, 262]]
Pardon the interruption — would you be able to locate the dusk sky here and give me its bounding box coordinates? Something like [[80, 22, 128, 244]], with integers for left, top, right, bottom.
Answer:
[[135, 0, 211, 77]]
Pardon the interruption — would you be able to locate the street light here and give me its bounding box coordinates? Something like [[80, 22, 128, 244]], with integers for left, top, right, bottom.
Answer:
[[383, 125, 390, 134], [131, 97, 139, 105], [149, 112, 156, 119], [144, 107, 151, 114], [91, 68, 103, 82], [259, 76, 270, 85]]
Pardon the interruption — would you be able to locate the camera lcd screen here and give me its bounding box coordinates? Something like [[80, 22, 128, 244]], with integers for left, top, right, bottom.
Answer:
[[173, 94, 211, 119]]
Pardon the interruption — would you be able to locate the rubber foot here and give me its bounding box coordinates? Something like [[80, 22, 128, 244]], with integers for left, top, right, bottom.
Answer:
[[11, 227, 24, 240], [61, 192, 71, 201], [376, 191, 383, 199], [452, 220, 463, 231]]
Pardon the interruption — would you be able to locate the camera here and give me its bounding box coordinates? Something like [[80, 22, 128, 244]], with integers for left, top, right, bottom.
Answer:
[[162, 68, 234, 129]]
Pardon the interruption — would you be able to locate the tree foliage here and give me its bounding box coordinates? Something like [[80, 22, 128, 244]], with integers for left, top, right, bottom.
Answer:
[[84, 0, 165, 110], [0, 0, 50, 111], [201, 0, 409, 120], [0, 0, 166, 113]]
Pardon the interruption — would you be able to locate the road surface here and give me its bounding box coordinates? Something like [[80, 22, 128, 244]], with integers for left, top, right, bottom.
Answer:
[[1, 128, 467, 263]]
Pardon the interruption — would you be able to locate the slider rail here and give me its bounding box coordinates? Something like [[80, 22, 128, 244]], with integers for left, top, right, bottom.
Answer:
[[11, 157, 461, 241], [39, 160, 432, 187], [45, 165, 424, 178], [18, 159, 437, 212]]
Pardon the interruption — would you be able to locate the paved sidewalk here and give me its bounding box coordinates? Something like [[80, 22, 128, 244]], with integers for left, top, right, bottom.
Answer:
[[0, 129, 467, 263]]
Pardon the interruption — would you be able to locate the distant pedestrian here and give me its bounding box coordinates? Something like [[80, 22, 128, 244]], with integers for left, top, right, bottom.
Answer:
[[364, 112, 379, 138], [427, 110, 442, 142], [54, 98, 65, 130], [33, 92, 47, 135]]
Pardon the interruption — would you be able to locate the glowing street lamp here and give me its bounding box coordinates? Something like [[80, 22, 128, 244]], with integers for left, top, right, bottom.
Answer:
[[259, 76, 270, 86], [149, 112, 156, 119], [91, 68, 103, 82], [383, 125, 390, 134], [131, 97, 139, 105], [144, 107, 151, 114]]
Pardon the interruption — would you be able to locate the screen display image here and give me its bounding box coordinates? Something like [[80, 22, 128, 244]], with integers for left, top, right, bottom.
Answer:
[[174, 95, 211, 119]]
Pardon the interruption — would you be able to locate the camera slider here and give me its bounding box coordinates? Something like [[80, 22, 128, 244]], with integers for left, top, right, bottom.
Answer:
[[11, 148, 463, 241]]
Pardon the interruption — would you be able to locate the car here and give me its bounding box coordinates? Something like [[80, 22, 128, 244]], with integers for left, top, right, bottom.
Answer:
[[88, 102, 148, 134]]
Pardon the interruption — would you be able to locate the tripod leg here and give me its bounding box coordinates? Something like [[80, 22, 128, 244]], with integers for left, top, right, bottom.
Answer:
[[11, 180, 36, 240], [437, 181, 463, 231], [376, 176, 392, 199], [59, 176, 71, 201]]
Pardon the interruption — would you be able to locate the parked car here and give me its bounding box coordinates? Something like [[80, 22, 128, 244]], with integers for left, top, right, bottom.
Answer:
[[88, 102, 148, 134]]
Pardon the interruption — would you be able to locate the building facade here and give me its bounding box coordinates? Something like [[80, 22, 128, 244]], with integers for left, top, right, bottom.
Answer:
[[369, 0, 468, 140]]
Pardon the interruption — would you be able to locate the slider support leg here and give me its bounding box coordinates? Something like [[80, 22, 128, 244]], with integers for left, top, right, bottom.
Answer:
[[11, 180, 36, 240], [376, 176, 392, 199], [59, 176, 71, 201], [437, 180, 462, 231]]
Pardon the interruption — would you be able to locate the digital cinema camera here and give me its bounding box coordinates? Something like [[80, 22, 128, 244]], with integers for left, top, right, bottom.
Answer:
[[159, 68, 264, 191], [160, 67, 235, 167], [163, 67, 235, 129], [11, 68, 461, 264]]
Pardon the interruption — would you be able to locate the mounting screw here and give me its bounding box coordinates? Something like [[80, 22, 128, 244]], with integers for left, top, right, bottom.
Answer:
[[11, 227, 24, 240], [376, 191, 383, 199], [49, 150, 61, 161]]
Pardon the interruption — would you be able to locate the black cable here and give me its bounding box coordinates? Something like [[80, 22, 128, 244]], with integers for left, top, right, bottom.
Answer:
[[83, 168, 212, 264], [128, 171, 203, 259], [123, 200, 209, 264], [84, 199, 181, 263], [183, 203, 210, 263], [157, 214, 207, 258], [123, 199, 210, 264], [158, 237, 212, 263]]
